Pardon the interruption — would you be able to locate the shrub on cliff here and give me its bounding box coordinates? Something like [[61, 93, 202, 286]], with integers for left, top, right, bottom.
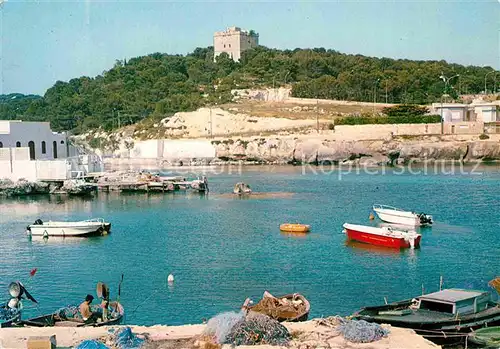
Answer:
[[335, 114, 441, 125]]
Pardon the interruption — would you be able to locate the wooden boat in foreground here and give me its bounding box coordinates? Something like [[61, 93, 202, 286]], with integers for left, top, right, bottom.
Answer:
[[280, 223, 310, 233], [353, 288, 500, 343], [242, 291, 310, 322], [343, 223, 421, 249], [373, 204, 433, 226], [20, 301, 124, 327], [26, 218, 111, 238]]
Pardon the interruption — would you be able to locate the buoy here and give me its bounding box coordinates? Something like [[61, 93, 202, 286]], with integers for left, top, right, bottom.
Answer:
[[167, 274, 174, 283], [369, 213, 375, 220]]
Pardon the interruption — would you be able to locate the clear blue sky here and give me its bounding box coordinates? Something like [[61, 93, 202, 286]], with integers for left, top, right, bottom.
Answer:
[[1, 0, 499, 95]]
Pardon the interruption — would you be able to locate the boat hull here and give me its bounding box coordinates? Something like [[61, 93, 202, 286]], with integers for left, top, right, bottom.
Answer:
[[28, 222, 111, 237], [280, 224, 310, 233], [344, 224, 421, 249], [373, 208, 421, 226], [353, 300, 500, 345]]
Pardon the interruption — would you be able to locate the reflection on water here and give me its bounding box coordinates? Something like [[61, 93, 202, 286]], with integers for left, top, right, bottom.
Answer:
[[280, 231, 309, 239], [28, 235, 111, 245], [345, 240, 402, 256]]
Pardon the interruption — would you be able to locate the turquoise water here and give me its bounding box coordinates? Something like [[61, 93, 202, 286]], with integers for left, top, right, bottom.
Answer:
[[1, 165, 499, 325]]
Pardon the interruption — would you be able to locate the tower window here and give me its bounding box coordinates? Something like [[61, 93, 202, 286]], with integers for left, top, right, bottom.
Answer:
[[41, 141, 46, 154], [229, 44, 231, 48]]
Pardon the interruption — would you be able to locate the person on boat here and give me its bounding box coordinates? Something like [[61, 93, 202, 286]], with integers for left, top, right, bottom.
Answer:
[[79, 294, 102, 324]]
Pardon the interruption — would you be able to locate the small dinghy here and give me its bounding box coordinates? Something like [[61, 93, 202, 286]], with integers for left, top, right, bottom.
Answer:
[[280, 223, 310, 233], [233, 182, 252, 195], [26, 218, 111, 238], [373, 204, 433, 226], [242, 291, 310, 322], [343, 223, 421, 249]]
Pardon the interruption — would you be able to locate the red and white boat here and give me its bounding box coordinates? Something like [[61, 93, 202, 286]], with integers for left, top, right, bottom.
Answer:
[[343, 223, 421, 249]]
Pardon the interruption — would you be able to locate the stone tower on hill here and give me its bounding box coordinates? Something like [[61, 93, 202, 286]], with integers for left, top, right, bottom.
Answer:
[[213, 26, 259, 62]]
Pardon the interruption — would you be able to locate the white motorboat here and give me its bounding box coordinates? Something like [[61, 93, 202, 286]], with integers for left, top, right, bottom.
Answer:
[[26, 218, 111, 238], [372, 204, 433, 227]]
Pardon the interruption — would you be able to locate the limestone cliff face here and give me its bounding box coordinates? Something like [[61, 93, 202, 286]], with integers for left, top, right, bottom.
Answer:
[[212, 138, 500, 164]]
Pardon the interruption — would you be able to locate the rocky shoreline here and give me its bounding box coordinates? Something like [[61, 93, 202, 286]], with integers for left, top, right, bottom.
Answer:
[[210, 137, 500, 166]]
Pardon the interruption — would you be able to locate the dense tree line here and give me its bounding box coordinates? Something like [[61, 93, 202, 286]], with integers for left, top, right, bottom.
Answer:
[[0, 46, 497, 132]]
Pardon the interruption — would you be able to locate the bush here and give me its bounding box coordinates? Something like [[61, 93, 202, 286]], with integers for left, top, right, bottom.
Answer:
[[335, 114, 441, 125], [479, 133, 490, 140]]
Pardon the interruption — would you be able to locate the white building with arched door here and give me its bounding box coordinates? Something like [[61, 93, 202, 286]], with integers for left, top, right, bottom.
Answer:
[[0, 120, 68, 160]]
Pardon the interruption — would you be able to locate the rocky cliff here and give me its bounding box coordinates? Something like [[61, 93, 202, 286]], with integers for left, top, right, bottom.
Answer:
[[211, 137, 500, 165]]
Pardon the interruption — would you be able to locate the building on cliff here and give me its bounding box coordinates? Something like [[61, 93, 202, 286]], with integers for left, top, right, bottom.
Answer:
[[214, 26, 259, 62], [0, 120, 103, 181]]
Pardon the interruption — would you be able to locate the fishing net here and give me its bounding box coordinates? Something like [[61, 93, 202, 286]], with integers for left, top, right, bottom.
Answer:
[[56, 304, 121, 320], [224, 312, 291, 346], [113, 327, 145, 349], [203, 311, 245, 344], [203, 311, 291, 346], [75, 340, 110, 349], [336, 318, 389, 343], [0, 307, 18, 321], [489, 277, 500, 294]]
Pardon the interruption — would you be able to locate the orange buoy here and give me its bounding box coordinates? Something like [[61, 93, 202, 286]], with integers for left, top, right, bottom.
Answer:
[[279, 223, 310, 233]]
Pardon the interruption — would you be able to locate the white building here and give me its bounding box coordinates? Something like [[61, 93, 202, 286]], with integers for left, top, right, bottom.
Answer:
[[0, 120, 103, 181], [214, 26, 259, 62], [0, 120, 69, 160]]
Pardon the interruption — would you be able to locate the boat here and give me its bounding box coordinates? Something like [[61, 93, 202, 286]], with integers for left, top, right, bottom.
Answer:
[[468, 326, 500, 347], [353, 287, 500, 344], [20, 301, 124, 327], [26, 218, 111, 238], [233, 182, 252, 195], [343, 223, 421, 249], [1, 282, 37, 328], [280, 223, 310, 233], [372, 204, 433, 226], [242, 291, 310, 322]]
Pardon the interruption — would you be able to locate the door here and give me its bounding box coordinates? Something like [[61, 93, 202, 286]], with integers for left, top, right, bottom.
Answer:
[[28, 141, 35, 160], [53, 141, 58, 159]]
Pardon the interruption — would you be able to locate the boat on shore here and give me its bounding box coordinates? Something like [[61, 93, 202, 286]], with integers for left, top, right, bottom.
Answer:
[[352, 287, 500, 344], [280, 223, 310, 233], [343, 223, 421, 249], [26, 218, 111, 238], [372, 204, 433, 226], [242, 291, 310, 322]]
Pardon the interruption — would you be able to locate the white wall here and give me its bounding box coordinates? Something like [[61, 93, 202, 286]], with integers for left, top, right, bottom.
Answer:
[[163, 140, 216, 159], [0, 121, 68, 160]]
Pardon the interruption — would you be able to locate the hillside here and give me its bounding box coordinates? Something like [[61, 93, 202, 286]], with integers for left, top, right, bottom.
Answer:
[[0, 46, 497, 133]]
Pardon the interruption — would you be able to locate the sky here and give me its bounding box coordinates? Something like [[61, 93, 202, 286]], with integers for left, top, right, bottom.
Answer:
[[1, 0, 499, 95]]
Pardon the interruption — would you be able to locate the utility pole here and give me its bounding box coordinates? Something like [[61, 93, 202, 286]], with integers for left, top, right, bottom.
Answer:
[[485, 70, 495, 94], [385, 81, 388, 104], [439, 73, 460, 134], [209, 108, 213, 138], [316, 98, 319, 133]]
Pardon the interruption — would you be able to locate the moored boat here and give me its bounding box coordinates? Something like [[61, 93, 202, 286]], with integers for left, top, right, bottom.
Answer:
[[280, 223, 310, 233], [242, 291, 310, 322], [26, 218, 111, 238], [20, 301, 124, 327], [373, 204, 433, 226], [233, 182, 252, 195], [343, 223, 421, 249], [353, 287, 500, 344]]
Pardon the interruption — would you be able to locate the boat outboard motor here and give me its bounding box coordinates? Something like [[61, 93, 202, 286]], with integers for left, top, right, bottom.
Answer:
[[34, 219, 43, 225]]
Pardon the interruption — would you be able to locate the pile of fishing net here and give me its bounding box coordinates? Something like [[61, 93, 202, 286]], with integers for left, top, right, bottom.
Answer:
[[247, 291, 305, 321], [203, 311, 291, 346], [335, 317, 389, 343], [75, 327, 144, 349]]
